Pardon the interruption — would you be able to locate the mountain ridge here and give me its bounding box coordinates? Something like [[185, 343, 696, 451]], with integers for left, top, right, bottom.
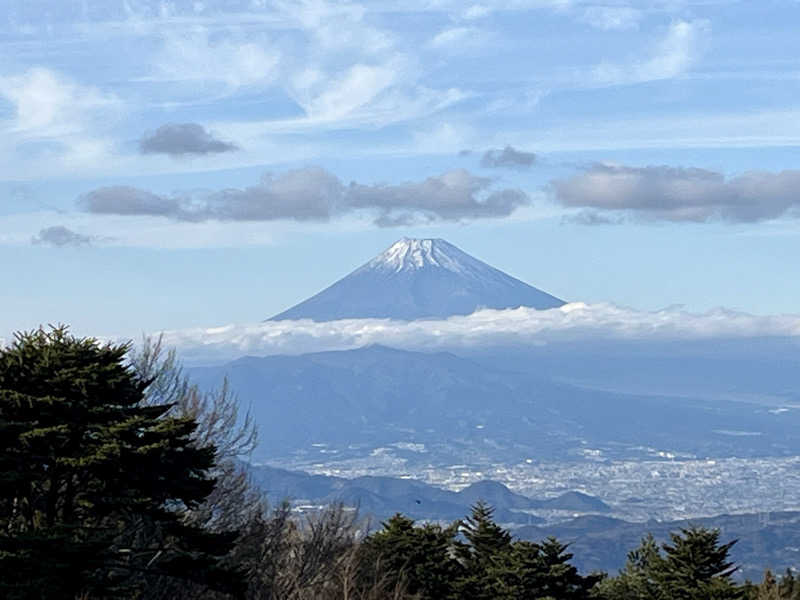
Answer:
[[246, 463, 609, 524], [187, 344, 800, 460]]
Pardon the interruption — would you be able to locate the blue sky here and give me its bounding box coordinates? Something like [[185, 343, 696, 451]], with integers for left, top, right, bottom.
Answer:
[[2, 0, 800, 339]]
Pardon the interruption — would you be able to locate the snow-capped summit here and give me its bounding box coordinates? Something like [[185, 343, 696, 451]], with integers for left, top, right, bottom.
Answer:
[[364, 238, 489, 275], [269, 238, 565, 322]]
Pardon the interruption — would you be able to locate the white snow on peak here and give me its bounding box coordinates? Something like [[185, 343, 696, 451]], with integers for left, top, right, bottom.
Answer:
[[366, 238, 474, 274]]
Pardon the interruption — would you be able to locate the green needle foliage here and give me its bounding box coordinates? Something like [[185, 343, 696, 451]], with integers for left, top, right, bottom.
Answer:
[[0, 326, 242, 600], [595, 526, 741, 600], [360, 502, 602, 600], [360, 513, 463, 599]]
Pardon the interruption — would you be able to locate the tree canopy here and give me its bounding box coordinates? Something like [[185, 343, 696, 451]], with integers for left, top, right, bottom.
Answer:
[[0, 327, 242, 599]]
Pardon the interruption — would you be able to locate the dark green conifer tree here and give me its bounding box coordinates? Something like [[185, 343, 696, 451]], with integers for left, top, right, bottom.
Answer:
[[659, 526, 740, 600], [489, 538, 600, 600], [459, 501, 512, 562], [360, 513, 462, 599], [0, 327, 242, 600], [536, 537, 603, 599], [595, 527, 740, 600], [488, 539, 545, 599], [593, 533, 663, 600], [453, 502, 514, 600]]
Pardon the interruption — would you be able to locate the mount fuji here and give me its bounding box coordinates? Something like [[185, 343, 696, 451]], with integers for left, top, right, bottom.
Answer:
[[270, 238, 565, 321]]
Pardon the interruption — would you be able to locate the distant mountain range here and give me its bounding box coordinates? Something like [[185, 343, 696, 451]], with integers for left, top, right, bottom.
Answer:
[[247, 464, 800, 582], [188, 344, 800, 462], [247, 463, 609, 524], [269, 238, 564, 321], [517, 511, 800, 581]]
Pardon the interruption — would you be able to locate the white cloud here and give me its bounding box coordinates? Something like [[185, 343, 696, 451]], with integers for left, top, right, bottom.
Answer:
[[147, 303, 800, 363], [463, 5, 492, 20], [295, 62, 400, 121], [284, 0, 394, 54], [0, 68, 119, 136], [412, 121, 476, 153], [594, 20, 710, 84], [581, 6, 641, 31], [141, 0, 450, 130], [151, 30, 280, 89], [429, 27, 476, 48], [644, 19, 708, 79], [0, 68, 122, 176]]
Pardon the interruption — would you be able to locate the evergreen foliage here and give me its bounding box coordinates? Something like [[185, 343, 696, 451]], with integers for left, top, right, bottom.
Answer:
[[487, 537, 602, 600], [360, 513, 462, 599], [660, 526, 739, 599], [454, 501, 514, 599], [361, 501, 600, 600], [595, 526, 741, 600], [0, 327, 241, 599]]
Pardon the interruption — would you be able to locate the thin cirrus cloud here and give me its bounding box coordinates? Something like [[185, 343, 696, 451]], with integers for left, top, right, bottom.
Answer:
[[139, 123, 239, 157], [594, 20, 709, 85], [551, 164, 800, 223], [150, 31, 281, 90], [78, 167, 531, 226], [580, 6, 641, 31], [150, 303, 800, 364], [480, 145, 537, 169], [31, 225, 94, 247]]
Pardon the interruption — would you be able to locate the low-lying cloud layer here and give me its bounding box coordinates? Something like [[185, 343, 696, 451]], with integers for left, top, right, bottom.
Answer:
[[139, 123, 238, 156], [552, 164, 800, 223], [151, 303, 800, 364], [79, 168, 530, 226], [32, 225, 93, 247], [480, 145, 537, 169]]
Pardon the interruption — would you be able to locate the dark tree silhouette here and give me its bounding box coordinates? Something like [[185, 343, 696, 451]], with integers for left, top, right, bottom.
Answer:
[[0, 327, 242, 600]]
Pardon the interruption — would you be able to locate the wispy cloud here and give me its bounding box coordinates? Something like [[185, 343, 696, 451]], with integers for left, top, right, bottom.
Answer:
[[139, 123, 238, 156], [580, 6, 641, 31], [150, 303, 800, 363], [462, 5, 492, 20], [149, 29, 280, 90], [0, 68, 119, 137], [594, 20, 710, 84], [291, 61, 402, 122], [551, 164, 800, 223], [79, 167, 531, 226], [0, 67, 121, 176], [429, 26, 481, 49]]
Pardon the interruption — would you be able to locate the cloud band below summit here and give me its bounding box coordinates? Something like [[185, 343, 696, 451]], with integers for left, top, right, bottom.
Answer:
[[79, 168, 530, 226], [152, 303, 800, 363]]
